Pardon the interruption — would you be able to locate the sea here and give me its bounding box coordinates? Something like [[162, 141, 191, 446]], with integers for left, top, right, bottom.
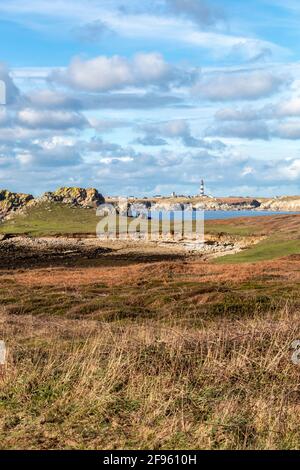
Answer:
[[147, 210, 300, 221]]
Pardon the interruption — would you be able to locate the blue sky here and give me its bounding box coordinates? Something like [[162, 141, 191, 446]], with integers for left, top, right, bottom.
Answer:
[[0, 0, 299, 197]]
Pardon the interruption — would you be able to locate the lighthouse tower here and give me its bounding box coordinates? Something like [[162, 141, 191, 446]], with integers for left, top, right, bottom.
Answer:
[[199, 179, 205, 197]]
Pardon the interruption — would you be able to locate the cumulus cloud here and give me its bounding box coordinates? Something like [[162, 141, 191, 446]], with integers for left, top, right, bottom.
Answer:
[[0, 62, 20, 105], [207, 121, 270, 140], [2, 124, 299, 196], [16, 144, 82, 168], [137, 119, 191, 145], [17, 108, 88, 129], [193, 70, 287, 101], [137, 119, 226, 149], [209, 113, 300, 140], [280, 159, 300, 180], [26, 89, 80, 110], [139, 119, 189, 138], [275, 121, 300, 139], [86, 137, 123, 153], [26, 89, 185, 110], [0, 3, 299, 196], [214, 96, 300, 127], [212, 96, 300, 140], [215, 107, 263, 121], [259, 157, 300, 183], [89, 146, 300, 195], [157, 119, 190, 138], [0, 126, 68, 146], [274, 97, 300, 117], [88, 118, 130, 133], [50, 53, 174, 92]]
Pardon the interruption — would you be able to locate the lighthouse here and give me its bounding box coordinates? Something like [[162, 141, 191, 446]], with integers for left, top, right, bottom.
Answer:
[[200, 179, 205, 197]]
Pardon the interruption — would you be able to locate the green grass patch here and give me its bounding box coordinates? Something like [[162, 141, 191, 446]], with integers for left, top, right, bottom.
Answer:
[[0, 202, 99, 236], [205, 224, 257, 237], [215, 238, 300, 264]]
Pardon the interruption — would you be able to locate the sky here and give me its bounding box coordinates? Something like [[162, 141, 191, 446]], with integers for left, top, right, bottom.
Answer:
[[0, 0, 300, 197]]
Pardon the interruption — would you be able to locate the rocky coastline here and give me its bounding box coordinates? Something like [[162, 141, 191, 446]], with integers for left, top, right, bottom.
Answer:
[[0, 187, 300, 222]]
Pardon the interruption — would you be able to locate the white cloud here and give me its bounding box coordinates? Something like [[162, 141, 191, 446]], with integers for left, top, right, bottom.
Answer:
[[0, 127, 55, 143], [241, 166, 254, 177], [215, 107, 262, 121], [275, 97, 300, 117], [36, 136, 76, 149], [206, 121, 270, 140], [139, 120, 191, 140], [275, 121, 300, 139], [17, 108, 88, 129], [193, 70, 287, 101], [158, 119, 189, 137], [16, 144, 82, 167], [281, 158, 300, 179], [50, 53, 172, 92], [26, 89, 79, 109], [264, 157, 300, 181], [0, 2, 298, 196], [213, 95, 300, 125], [16, 152, 33, 165], [0, 62, 20, 104], [89, 118, 130, 132], [23, 86, 184, 110], [137, 119, 227, 149]]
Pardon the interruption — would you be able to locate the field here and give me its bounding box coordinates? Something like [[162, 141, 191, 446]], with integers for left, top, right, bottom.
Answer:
[[0, 202, 99, 236], [209, 214, 300, 263], [1, 202, 299, 262], [0, 208, 299, 449]]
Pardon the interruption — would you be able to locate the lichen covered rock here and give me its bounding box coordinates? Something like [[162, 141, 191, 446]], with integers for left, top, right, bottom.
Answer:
[[0, 190, 34, 220], [259, 196, 300, 211], [41, 187, 105, 208]]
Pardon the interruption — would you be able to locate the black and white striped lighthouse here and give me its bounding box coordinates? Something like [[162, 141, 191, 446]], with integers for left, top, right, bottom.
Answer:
[[200, 179, 205, 197]]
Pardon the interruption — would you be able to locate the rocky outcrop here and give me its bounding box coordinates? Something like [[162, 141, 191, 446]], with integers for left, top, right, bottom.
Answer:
[[124, 198, 262, 212], [259, 196, 300, 212], [0, 190, 33, 220], [40, 187, 105, 208], [0, 187, 105, 221], [151, 202, 186, 211], [194, 198, 261, 211]]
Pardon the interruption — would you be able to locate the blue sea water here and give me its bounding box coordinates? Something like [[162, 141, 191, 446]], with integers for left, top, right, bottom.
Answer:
[[148, 210, 300, 221], [203, 210, 300, 221]]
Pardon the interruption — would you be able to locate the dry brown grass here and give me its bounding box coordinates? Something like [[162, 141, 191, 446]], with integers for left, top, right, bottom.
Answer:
[[5, 256, 300, 288], [0, 248, 299, 449], [206, 213, 300, 236], [1, 306, 300, 450], [9, 264, 146, 288]]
